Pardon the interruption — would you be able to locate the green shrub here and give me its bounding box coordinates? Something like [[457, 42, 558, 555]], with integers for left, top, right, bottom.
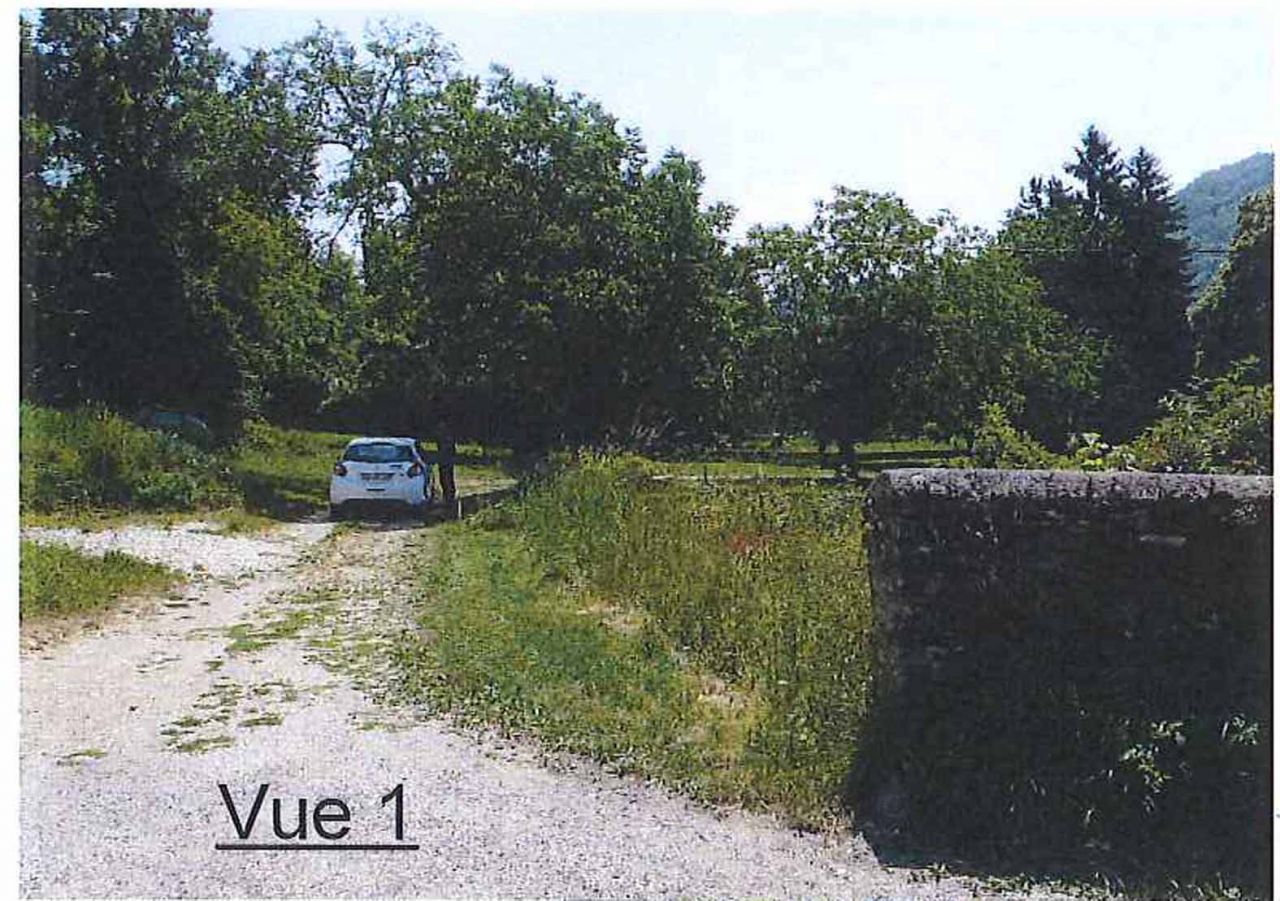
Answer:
[[19, 403, 235, 512], [1122, 360, 1272, 474], [969, 403, 1067, 469], [966, 365, 1273, 476]]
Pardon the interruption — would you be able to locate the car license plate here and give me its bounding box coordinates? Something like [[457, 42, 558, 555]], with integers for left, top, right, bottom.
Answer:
[[361, 472, 393, 482]]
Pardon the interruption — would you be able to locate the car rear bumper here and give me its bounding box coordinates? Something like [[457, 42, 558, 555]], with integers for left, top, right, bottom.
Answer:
[[330, 479, 428, 507]]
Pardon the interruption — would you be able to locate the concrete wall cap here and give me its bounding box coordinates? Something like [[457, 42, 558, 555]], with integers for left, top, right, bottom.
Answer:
[[871, 468, 1272, 504]]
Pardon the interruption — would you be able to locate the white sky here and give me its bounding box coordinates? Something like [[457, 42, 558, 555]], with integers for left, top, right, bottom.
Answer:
[[210, 4, 1272, 238]]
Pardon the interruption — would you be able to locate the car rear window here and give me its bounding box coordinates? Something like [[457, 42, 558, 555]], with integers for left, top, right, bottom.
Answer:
[[343, 443, 413, 463]]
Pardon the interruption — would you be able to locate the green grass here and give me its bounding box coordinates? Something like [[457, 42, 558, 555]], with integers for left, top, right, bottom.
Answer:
[[20, 540, 182, 621], [394, 454, 873, 826], [736, 434, 826, 453], [57, 748, 107, 765], [172, 735, 235, 754], [20, 506, 279, 534], [206, 509, 279, 535], [646, 460, 832, 479], [396, 528, 755, 799], [855, 438, 957, 454], [228, 421, 354, 518]]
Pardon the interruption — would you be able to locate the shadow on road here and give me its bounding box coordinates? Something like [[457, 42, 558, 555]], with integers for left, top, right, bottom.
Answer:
[[315, 484, 520, 530]]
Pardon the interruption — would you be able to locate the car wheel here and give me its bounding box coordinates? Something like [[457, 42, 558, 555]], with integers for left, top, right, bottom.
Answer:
[[328, 504, 345, 522]]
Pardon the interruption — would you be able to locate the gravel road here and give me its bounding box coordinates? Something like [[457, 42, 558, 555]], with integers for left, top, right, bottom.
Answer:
[[21, 515, 1079, 899]]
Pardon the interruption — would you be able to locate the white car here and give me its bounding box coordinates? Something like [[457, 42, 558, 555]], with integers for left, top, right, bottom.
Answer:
[[329, 437, 434, 519]]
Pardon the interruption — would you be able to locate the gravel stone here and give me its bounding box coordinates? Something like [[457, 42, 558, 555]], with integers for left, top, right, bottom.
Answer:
[[20, 521, 315, 579]]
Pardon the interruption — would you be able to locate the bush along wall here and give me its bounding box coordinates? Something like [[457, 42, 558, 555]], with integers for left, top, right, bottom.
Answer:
[[856, 468, 1272, 889]]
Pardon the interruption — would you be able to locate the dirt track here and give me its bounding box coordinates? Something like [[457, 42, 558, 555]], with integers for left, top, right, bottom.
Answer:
[[20, 515, 1076, 899]]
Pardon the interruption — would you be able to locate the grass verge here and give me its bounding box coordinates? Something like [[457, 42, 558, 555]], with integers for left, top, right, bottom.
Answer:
[[394, 455, 873, 827], [20, 541, 182, 621]]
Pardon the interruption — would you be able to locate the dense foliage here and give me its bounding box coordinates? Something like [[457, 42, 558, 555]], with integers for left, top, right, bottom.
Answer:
[[20, 11, 344, 435], [968, 360, 1273, 476], [20, 402, 236, 511], [20, 11, 1270, 466], [735, 195, 1103, 452], [1120, 360, 1273, 475]]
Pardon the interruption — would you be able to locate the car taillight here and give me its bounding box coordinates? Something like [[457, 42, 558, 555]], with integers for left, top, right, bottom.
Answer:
[[407, 463, 423, 478], [333, 462, 348, 477]]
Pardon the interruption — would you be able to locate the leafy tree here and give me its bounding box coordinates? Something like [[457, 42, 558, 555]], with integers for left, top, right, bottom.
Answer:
[[809, 191, 937, 452], [294, 24, 742, 450], [21, 10, 361, 434], [1188, 186, 1274, 376], [739, 189, 1101, 455], [733, 225, 824, 441], [926, 242, 1103, 443], [21, 10, 245, 430], [392, 68, 649, 447], [617, 152, 741, 447], [195, 194, 369, 424], [279, 21, 457, 270]]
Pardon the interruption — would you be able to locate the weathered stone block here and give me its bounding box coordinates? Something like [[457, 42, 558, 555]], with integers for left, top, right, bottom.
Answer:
[[856, 468, 1272, 877]]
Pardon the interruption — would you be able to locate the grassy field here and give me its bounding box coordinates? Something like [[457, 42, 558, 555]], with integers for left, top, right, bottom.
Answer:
[[394, 454, 873, 827], [20, 540, 181, 621], [21, 402, 957, 531]]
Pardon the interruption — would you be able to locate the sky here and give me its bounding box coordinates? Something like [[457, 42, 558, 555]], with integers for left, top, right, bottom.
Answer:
[[206, 5, 1271, 239]]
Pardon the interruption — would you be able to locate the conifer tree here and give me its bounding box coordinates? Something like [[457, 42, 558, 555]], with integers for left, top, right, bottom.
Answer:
[[1001, 126, 1194, 436]]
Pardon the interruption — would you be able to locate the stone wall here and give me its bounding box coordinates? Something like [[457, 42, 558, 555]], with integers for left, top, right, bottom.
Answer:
[[857, 468, 1272, 878]]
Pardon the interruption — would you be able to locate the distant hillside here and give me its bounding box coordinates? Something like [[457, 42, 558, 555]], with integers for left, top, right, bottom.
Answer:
[[1178, 151, 1274, 293]]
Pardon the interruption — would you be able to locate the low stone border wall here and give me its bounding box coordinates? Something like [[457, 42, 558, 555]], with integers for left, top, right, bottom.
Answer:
[[856, 468, 1272, 880]]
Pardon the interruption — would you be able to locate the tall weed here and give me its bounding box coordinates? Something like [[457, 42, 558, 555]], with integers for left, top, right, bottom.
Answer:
[[500, 454, 874, 815]]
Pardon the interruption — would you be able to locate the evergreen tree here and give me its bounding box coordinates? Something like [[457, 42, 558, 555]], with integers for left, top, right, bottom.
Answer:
[[1116, 146, 1194, 412], [1001, 126, 1194, 437]]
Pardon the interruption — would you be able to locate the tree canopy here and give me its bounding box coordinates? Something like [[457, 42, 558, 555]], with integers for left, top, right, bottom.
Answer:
[[20, 14, 1252, 458]]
